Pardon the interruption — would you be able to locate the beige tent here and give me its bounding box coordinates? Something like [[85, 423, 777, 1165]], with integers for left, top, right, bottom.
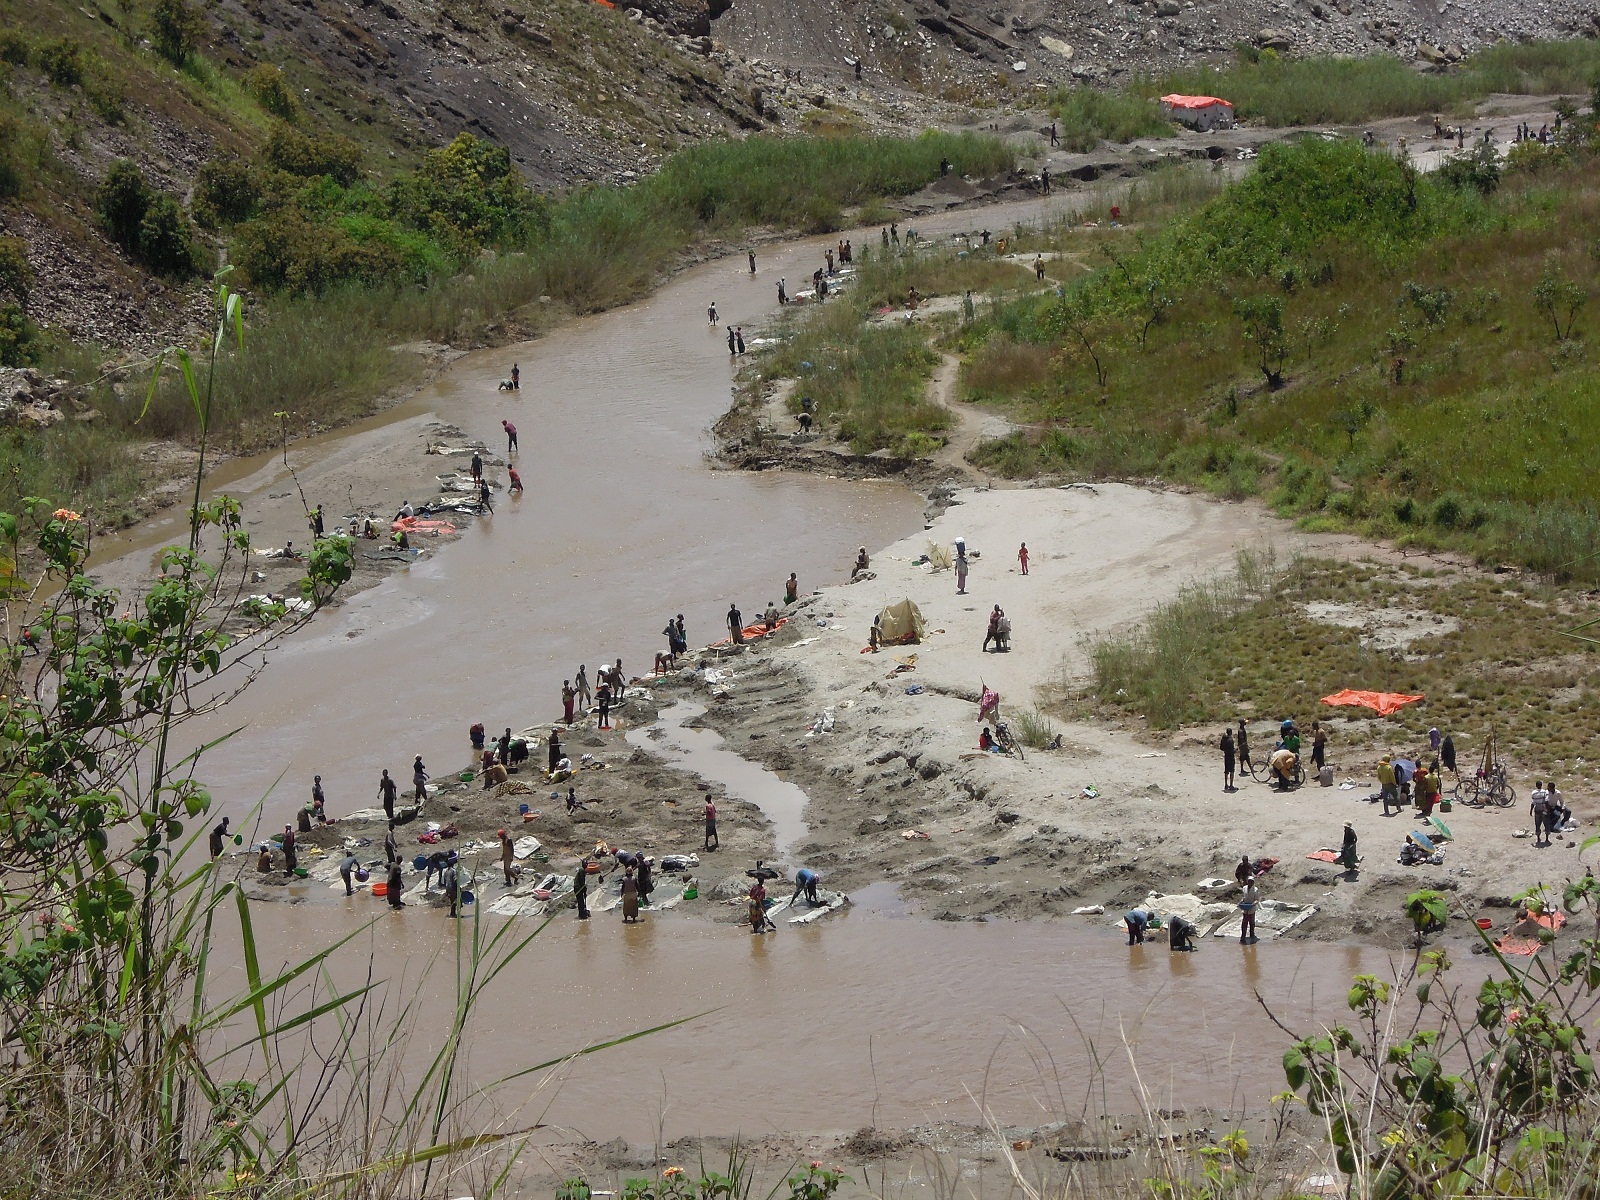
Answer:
[[877, 598, 926, 645]]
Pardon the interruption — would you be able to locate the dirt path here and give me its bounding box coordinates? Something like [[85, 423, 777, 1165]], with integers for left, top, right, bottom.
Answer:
[[928, 351, 1015, 482]]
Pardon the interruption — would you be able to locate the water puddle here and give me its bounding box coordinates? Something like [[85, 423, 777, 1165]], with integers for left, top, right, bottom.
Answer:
[[629, 698, 809, 855]]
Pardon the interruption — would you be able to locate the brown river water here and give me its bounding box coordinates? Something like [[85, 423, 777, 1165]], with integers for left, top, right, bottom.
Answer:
[[97, 197, 1422, 1144]]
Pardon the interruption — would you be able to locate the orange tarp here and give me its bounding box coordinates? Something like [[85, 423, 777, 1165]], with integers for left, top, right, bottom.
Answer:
[[1159, 94, 1233, 109], [1320, 689, 1425, 717]]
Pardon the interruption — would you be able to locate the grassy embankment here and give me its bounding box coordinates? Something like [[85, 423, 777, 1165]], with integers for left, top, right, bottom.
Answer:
[[1048, 40, 1600, 147], [1083, 550, 1600, 784], [7, 131, 1012, 521], [752, 239, 1040, 456], [954, 128, 1600, 582]]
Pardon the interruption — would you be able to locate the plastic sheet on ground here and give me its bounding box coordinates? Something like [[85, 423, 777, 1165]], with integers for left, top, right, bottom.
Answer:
[[512, 836, 542, 859], [1320, 689, 1425, 716], [789, 891, 848, 924], [1210, 899, 1316, 940]]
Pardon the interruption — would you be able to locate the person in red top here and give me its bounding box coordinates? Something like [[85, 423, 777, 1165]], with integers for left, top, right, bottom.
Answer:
[[1017, 542, 1029, 575], [502, 419, 518, 454], [507, 465, 523, 493], [703, 797, 719, 851]]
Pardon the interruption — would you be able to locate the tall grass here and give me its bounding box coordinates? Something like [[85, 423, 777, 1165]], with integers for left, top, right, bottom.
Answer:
[[1089, 549, 1284, 727], [1048, 87, 1174, 150], [1153, 40, 1600, 127]]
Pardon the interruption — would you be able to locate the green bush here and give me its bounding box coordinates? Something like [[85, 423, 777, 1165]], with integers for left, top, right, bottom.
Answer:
[[150, 0, 204, 65], [243, 63, 299, 121], [263, 124, 362, 185], [232, 206, 401, 295], [36, 38, 83, 87], [0, 117, 22, 199], [0, 302, 37, 367], [0, 236, 31, 304], [96, 160, 151, 254], [0, 30, 31, 66], [138, 193, 201, 277], [94, 160, 199, 276], [193, 156, 259, 227], [388, 132, 548, 252]]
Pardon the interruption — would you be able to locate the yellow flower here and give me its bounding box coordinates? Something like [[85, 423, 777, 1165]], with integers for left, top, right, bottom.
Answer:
[[663, 1167, 685, 1179], [52, 509, 82, 523]]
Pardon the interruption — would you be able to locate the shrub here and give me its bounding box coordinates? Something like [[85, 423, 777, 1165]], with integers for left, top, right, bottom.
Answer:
[[150, 0, 204, 65], [243, 63, 299, 121], [232, 206, 401, 295], [138, 193, 200, 277], [388, 132, 548, 251], [0, 302, 36, 367], [263, 124, 361, 185], [36, 38, 83, 87], [0, 30, 30, 66], [0, 117, 21, 199], [0, 236, 29, 304], [1436, 140, 1501, 195], [193, 156, 259, 226], [96, 160, 151, 254]]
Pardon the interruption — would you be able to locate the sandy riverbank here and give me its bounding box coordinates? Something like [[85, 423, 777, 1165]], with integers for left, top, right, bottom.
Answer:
[[675, 483, 1592, 950]]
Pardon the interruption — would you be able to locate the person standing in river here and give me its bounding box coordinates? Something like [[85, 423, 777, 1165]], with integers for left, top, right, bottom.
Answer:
[[282, 825, 298, 877], [560, 680, 575, 725], [621, 868, 641, 923], [575, 665, 592, 712], [502, 419, 517, 454], [727, 326, 736, 356], [1221, 728, 1236, 791], [470, 452, 483, 483], [209, 816, 230, 858], [385, 820, 399, 867], [748, 250, 756, 274], [735, 327, 746, 355], [387, 860, 405, 908], [510, 362, 519, 390], [378, 769, 398, 821], [674, 614, 687, 654], [727, 602, 744, 644], [777, 278, 787, 305], [785, 572, 799, 604], [708, 301, 718, 324], [637, 855, 654, 906], [574, 857, 590, 919]]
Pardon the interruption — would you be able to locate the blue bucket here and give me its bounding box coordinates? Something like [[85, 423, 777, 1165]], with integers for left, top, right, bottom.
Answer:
[[461, 890, 476, 905], [519, 803, 530, 814], [413, 855, 428, 871]]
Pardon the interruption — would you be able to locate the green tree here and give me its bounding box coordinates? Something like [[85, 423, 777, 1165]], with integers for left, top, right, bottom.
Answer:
[[96, 159, 151, 254], [138, 192, 201, 277], [1533, 267, 1587, 341], [241, 63, 299, 121], [150, 0, 204, 65], [193, 156, 259, 227], [388, 132, 549, 252], [1233, 293, 1288, 389], [262, 124, 362, 185]]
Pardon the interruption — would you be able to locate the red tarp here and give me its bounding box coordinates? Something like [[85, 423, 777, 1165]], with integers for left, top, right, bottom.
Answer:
[[1320, 689, 1425, 716]]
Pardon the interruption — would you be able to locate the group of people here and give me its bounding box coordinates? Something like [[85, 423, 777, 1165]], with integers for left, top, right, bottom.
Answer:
[[1530, 780, 1574, 846], [1219, 718, 1328, 792]]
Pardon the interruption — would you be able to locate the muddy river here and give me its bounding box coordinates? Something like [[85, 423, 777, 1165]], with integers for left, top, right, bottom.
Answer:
[[98, 196, 1407, 1144]]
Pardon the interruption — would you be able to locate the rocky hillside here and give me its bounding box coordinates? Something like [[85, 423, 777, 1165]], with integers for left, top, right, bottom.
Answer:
[[0, 0, 1596, 357], [717, 0, 1600, 88]]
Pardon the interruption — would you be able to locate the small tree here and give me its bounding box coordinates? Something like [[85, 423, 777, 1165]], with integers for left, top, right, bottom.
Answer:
[[97, 159, 151, 255], [150, 0, 204, 65], [0, 234, 30, 305], [138, 192, 201, 277], [1233, 293, 1288, 389], [1054, 291, 1109, 388], [1533, 267, 1587, 341]]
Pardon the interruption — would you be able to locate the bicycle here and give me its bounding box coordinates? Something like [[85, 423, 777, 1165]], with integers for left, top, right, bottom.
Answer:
[[993, 720, 1025, 762], [1249, 752, 1305, 790], [1463, 763, 1516, 808]]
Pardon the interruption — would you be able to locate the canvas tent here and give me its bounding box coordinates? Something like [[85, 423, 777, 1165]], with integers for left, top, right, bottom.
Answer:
[[877, 599, 926, 645], [1159, 94, 1235, 131]]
